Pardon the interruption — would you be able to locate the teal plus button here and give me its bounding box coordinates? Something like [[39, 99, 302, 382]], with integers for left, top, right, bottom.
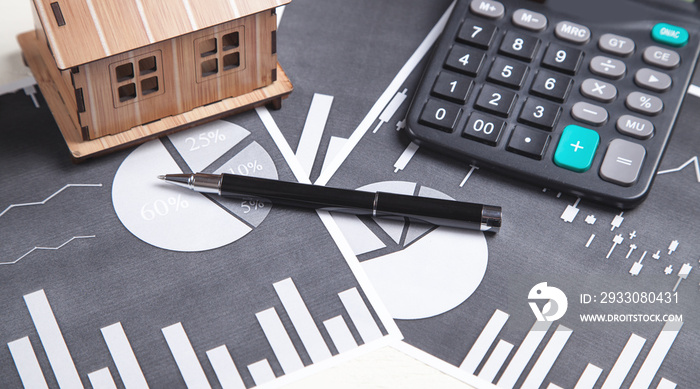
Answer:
[[554, 125, 600, 172], [652, 23, 688, 47]]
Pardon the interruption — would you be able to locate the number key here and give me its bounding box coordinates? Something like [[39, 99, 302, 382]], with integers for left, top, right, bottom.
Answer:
[[530, 70, 573, 103], [462, 113, 505, 146], [419, 99, 463, 132], [487, 57, 529, 89], [541, 44, 583, 75], [499, 31, 540, 62], [474, 85, 517, 117], [518, 97, 561, 131], [432, 72, 473, 103], [444, 44, 486, 76], [457, 20, 498, 49]]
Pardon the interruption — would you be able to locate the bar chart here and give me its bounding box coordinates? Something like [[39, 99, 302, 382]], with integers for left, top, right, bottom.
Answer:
[[7, 278, 384, 388], [458, 309, 683, 389]]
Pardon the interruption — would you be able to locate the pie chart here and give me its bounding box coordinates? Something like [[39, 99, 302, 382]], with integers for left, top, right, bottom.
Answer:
[[112, 121, 277, 252], [331, 181, 488, 320]]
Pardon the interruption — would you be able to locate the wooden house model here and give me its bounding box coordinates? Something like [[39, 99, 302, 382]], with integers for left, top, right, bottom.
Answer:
[[18, 0, 293, 160]]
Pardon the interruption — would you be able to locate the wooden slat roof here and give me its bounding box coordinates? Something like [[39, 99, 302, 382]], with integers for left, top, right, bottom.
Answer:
[[34, 0, 290, 69]]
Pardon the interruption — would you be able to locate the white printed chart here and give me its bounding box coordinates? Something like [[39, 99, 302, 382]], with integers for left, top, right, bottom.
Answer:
[[331, 181, 488, 320], [112, 121, 278, 251]]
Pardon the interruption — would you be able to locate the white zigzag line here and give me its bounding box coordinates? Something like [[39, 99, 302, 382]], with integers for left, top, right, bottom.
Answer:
[[1, 235, 96, 265], [657, 156, 700, 183], [0, 184, 103, 218]]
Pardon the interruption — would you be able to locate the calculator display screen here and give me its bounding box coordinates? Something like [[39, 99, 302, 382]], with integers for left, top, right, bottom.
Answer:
[[539, 0, 698, 22]]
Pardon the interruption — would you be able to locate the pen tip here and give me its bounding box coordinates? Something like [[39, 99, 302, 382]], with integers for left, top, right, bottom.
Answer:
[[157, 175, 166, 180]]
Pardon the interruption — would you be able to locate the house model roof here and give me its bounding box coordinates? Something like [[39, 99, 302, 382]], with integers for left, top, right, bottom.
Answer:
[[33, 0, 290, 69]]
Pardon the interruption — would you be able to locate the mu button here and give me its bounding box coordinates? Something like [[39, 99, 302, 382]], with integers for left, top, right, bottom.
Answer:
[[554, 125, 600, 172]]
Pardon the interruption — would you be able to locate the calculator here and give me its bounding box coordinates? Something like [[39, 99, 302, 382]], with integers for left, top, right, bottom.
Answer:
[[405, 0, 700, 208]]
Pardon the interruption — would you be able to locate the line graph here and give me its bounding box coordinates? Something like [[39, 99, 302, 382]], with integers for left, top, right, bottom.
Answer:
[[1, 235, 96, 265], [0, 184, 103, 218], [657, 156, 700, 182]]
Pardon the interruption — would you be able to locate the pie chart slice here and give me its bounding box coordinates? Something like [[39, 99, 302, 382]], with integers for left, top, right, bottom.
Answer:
[[360, 226, 488, 320], [332, 181, 488, 319], [112, 121, 277, 252]]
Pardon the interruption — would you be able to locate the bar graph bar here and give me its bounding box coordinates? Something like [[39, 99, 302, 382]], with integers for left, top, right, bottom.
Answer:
[[497, 321, 552, 389], [161, 322, 211, 389], [601, 333, 646, 389], [248, 359, 276, 386], [206, 345, 245, 389], [320, 136, 347, 178], [87, 368, 117, 389], [574, 364, 603, 389], [100, 322, 149, 389], [23, 289, 84, 389], [657, 378, 677, 389], [7, 337, 49, 389], [630, 321, 683, 389], [323, 316, 358, 353], [338, 287, 383, 343], [273, 278, 332, 363], [296, 93, 334, 177], [7, 277, 386, 389], [477, 339, 513, 383], [460, 309, 510, 374], [255, 307, 305, 373], [521, 325, 573, 388]]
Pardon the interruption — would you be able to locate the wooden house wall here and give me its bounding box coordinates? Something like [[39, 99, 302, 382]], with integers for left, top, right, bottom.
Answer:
[[30, 3, 82, 133], [72, 11, 277, 139]]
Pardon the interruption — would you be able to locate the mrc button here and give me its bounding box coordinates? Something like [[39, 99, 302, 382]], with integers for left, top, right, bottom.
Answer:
[[555, 21, 590, 44]]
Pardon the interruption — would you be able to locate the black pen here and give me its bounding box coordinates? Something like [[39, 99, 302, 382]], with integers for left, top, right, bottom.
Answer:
[[158, 173, 502, 232]]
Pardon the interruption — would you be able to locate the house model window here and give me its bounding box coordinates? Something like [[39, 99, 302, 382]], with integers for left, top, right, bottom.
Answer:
[[110, 51, 165, 107], [196, 27, 245, 83]]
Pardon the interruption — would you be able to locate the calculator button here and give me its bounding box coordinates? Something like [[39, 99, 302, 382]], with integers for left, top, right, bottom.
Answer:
[[555, 21, 591, 44], [651, 23, 689, 48], [634, 68, 672, 93], [589, 56, 626, 79], [599, 139, 646, 186], [541, 44, 583, 75], [530, 70, 573, 103], [643, 46, 680, 69], [616, 115, 654, 139], [470, 0, 505, 19], [580, 78, 617, 103], [512, 9, 547, 32], [487, 57, 529, 89], [598, 34, 635, 56], [571, 102, 609, 126], [419, 99, 463, 132], [507, 126, 550, 160], [474, 85, 517, 117], [462, 113, 505, 146], [518, 97, 561, 131], [432, 72, 474, 104], [444, 45, 486, 76], [553, 125, 600, 172], [499, 31, 541, 62], [457, 20, 498, 49], [626, 92, 663, 116]]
